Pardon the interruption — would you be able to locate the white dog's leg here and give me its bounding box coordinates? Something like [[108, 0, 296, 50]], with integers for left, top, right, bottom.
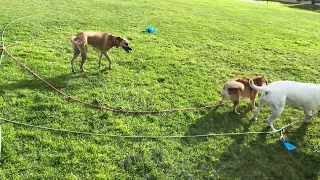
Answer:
[[304, 109, 313, 122], [268, 104, 285, 132], [251, 99, 266, 120]]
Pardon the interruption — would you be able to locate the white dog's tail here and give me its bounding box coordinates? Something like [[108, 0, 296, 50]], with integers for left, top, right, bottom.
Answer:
[[249, 79, 266, 91]]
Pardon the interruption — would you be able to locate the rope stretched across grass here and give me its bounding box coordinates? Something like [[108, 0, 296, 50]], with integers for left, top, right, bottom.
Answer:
[[3, 48, 225, 114], [0, 117, 301, 138]]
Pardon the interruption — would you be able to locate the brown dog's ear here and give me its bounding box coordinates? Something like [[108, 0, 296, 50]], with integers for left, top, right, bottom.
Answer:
[[115, 36, 122, 41], [114, 37, 122, 47]]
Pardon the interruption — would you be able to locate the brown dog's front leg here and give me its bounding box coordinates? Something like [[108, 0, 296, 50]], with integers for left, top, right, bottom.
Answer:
[[98, 53, 103, 68], [104, 53, 113, 69]]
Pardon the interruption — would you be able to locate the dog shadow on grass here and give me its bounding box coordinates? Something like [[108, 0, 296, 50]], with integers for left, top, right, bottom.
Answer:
[[213, 122, 320, 179], [183, 102, 320, 178], [0, 71, 108, 93], [183, 104, 255, 143]]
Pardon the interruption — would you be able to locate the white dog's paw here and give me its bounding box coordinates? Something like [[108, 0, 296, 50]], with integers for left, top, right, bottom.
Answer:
[[251, 117, 257, 121], [304, 119, 312, 123]]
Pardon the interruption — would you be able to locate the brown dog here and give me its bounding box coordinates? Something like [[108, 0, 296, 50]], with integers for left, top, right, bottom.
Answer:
[[220, 76, 268, 114], [70, 31, 132, 72]]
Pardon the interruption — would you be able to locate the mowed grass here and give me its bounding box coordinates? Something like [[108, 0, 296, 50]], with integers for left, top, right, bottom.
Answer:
[[1, 0, 320, 179]]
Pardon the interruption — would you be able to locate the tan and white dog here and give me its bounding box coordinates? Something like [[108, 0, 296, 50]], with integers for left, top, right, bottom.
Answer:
[[71, 31, 132, 72], [250, 80, 320, 131], [221, 76, 268, 114]]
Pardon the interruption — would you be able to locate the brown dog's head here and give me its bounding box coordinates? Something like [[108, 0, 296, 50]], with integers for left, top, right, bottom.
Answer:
[[115, 37, 132, 52], [252, 75, 268, 87]]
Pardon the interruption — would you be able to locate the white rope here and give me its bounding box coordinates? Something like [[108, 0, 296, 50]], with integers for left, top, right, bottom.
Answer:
[[0, 117, 301, 139], [1, 15, 34, 64]]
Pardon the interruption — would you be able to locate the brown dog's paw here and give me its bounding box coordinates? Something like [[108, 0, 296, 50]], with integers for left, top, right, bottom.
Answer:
[[100, 68, 108, 73]]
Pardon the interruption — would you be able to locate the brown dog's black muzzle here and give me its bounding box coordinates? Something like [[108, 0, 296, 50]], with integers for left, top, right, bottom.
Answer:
[[123, 46, 132, 52]]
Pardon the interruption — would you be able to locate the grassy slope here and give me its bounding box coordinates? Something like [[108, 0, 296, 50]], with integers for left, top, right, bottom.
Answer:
[[0, 0, 320, 179]]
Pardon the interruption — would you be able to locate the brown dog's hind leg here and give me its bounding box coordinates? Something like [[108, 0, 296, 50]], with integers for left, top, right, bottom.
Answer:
[[71, 44, 80, 73], [79, 43, 88, 72], [80, 52, 87, 72]]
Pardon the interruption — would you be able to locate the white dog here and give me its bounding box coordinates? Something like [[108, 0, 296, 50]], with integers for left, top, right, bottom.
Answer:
[[249, 80, 320, 131]]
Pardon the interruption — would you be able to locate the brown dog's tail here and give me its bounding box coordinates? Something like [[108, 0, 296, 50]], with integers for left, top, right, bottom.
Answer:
[[71, 36, 77, 42], [249, 79, 266, 91], [70, 36, 86, 45]]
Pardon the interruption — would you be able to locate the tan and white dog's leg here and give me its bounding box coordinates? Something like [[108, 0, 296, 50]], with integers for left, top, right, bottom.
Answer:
[[231, 90, 241, 114], [250, 94, 256, 109]]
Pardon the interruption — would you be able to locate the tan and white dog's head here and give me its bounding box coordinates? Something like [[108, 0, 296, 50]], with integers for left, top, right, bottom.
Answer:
[[115, 37, 132, 52], [252, 75, 268, 87]]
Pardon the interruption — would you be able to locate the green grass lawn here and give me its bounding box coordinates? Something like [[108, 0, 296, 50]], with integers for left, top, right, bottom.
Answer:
[[1, 0, 320, 179]]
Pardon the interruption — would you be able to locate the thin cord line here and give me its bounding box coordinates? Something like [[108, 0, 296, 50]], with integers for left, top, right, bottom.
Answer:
[[0, 15, 35, 65], [0, 117, 301, 139]]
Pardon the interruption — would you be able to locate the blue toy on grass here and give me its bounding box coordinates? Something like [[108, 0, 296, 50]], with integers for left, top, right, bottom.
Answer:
[[146, 25, 157, 33], [280, 130, 296, 151], [282, 139, 296, 151]]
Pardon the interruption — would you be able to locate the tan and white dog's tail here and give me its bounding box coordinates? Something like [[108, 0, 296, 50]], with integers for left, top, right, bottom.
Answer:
[[221, 80, 244, 97], [249, 79, 266, 91], [225, 81, 245, 90]]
